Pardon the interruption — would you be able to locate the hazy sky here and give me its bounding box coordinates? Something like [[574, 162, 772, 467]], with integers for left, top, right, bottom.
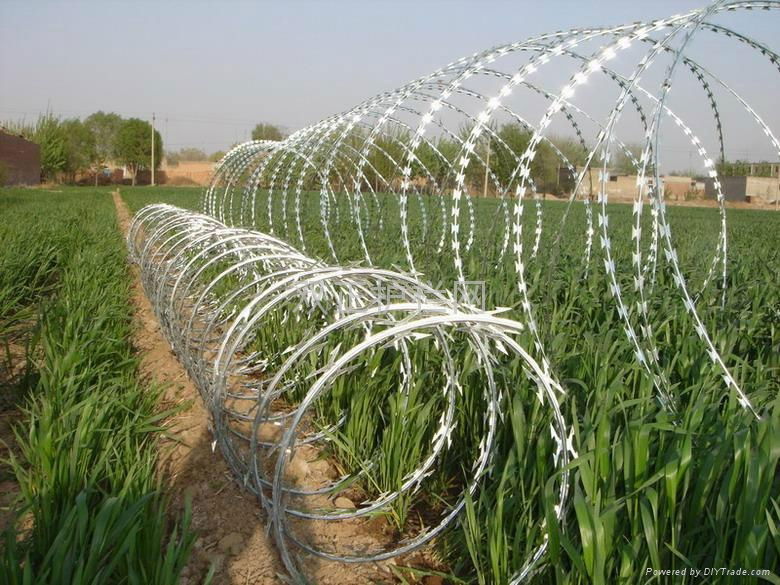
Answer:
[[1, 0, 778, 168]]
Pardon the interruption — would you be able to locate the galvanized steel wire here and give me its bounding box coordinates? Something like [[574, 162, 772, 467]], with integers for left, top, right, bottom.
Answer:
[[204, 1, 780, 419], [127, 204, 572, 582], [129, 2, 778, 582]]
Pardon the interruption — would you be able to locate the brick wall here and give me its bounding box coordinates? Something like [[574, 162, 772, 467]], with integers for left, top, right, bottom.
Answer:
[[0, 131, 41, 186]]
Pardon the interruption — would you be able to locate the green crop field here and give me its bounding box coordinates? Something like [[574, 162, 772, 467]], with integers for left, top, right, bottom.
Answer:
[[4, 0, 779, 583], [133, 186, 779, 584], [0, 187, 192, 585], [2, 185, 779, 585]]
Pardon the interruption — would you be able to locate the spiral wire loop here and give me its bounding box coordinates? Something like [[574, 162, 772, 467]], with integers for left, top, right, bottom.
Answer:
[[204, 1, 780, 419], [128, 204, 571, 582], [129, 2, 777, 581]]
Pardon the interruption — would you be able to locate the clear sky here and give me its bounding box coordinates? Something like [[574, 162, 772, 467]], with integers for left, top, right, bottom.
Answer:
[[1, 0, 778, 169]]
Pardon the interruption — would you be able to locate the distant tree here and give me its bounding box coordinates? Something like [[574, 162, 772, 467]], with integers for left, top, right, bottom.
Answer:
[[34, 114, 68, 182], [327, 127, 366, 191], [717, 160, 747, 177], [545, 135, 590, 194], [613, 142, 644, 175], [115, 118, 163, 186], [717, 159, 774, 177], [410, 137, 461, 190], [456, 122, 559, 194], [84, 111, 123, 184], [666, 169, 697, 177], [61, 118, 97, 181], [435, 138, 460, 184], [410, 140, 442, 183], [178, 147, 208, 161], [361, 129, 408, 191], [488, 124, 558, 194], [488, 124, 528, 188], [251, 123, 284, 141], [209, 150, 225, 162], [166, 147, 208, 166], [548, 135, 589, 168]]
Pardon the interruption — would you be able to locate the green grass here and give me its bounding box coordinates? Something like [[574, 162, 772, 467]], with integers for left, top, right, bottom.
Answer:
[[81, 186, 780, 583], [121, 186, 203, 213], [0, 187, 193, 585]]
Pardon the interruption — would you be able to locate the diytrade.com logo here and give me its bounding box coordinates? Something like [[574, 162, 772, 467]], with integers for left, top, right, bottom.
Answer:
[[646, 567, 772, 579]]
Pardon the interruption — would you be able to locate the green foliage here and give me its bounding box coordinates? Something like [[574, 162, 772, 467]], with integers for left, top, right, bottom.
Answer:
[[717, 159, 778, 177], [115, 118, 163, 185], [3, 112, 116, 182], [34, 114, 68, 181], [251, 123, 285, 141], [2, 114, 72, 181], [166, 147, 208, 166], [60, 118, 97, 179], [83, 111, 123, 167], [209, 150, 225, 163], [613, 142, 644, 175], [490, 124, 559, 193], [89, 184, 780, 583], [549, 135, 589, 168], [0, 189, 193, 585], [410, 137, 460, 188], [128, 186, 779, 585], [364, 129, 409, 189], [120, 186, 203, 211]]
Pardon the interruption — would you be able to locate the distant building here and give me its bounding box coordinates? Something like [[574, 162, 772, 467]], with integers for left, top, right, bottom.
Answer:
[[0, 129, 41, 186], [579, 169, 702, 201], [703, 161, 780, 203], [159, 160, 215, 186], [705, 175, 780, 204], [576, 169, 652, 200], [661, 175, 703, 200]]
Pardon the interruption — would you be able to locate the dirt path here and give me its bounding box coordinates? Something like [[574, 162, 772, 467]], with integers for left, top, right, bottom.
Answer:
[[0, 319, 39, 537], [0, 353, 25, 536], [113, 190, 286, 584], [112, 190, 397, 585]]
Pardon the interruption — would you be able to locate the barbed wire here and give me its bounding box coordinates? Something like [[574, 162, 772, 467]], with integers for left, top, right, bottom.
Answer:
[[127, 2, 778, 582], [204, 1, 779, 419], [128, 204, 573, 582]]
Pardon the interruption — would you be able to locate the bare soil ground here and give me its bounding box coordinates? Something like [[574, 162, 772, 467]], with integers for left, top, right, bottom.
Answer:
[[0, 371, 24, 535], [0, 321, 38, 537], [112, 190, 408, 585]]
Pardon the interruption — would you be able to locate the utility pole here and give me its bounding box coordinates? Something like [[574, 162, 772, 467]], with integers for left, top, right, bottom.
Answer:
[[483, 139, 490, 198], [151, 112, 156, 186]]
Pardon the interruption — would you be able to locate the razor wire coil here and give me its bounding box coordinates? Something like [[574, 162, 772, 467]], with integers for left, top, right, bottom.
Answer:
[[128, 204, 573, 583], [203, 1, 779, 420], [129, 2, 778, 581]]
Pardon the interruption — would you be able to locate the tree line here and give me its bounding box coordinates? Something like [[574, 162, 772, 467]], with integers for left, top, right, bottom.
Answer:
[[9, 114, 721, 190], [3, 112, 164, 185], [0, 117, 290, 185], [716, 159, 779, 178], [166, 147, 225, 165], [125, 121, 289, 168], [294, 124, 596, 196], [248, 122, 665, 196]]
